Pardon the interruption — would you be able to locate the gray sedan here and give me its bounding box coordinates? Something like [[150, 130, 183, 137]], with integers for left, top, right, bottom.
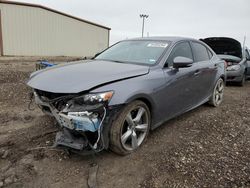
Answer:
[[27, 37, 225, 155], [201, 37, 250, 86]]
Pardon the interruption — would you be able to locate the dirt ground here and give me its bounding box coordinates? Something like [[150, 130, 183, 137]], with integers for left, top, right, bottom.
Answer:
[[0, 61, 250, 188]]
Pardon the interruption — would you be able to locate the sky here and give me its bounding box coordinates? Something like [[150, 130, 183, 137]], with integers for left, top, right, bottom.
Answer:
[[14, 0, 250, 47]]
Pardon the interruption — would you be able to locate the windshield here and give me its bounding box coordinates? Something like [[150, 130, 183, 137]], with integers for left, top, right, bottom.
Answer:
[[95, 40, 169, 65]]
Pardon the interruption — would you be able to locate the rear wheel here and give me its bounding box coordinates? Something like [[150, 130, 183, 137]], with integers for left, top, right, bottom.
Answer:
[[109, 100, 151, 155], [209, 78, 224, 107]]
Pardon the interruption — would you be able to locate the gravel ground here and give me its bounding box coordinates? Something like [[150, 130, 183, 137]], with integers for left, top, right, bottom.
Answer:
[[0, 61, 250, 188]]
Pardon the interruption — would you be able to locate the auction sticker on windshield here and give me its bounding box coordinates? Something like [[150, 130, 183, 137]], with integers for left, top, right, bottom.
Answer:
[[147, 42, 168, 48]]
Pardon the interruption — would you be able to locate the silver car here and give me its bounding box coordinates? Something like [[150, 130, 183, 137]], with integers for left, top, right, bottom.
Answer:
[[201, 37, 250, 86]]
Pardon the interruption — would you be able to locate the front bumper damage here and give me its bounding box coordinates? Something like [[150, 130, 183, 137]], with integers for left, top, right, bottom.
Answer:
[[33, 91, 121, 154]]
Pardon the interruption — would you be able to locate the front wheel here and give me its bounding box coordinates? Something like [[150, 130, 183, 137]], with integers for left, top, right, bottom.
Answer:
[[109, 100, 151, 155], [209, 78, 224, 107]]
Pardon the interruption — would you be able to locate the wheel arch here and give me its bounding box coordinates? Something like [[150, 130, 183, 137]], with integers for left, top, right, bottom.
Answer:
[[125, 94, 155, 120], [220, 74, 226, 82]]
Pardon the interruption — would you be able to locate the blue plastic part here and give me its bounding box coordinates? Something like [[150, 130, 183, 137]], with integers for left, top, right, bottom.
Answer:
[[39, 60, 55, 67], [73, 116, 100, 132]]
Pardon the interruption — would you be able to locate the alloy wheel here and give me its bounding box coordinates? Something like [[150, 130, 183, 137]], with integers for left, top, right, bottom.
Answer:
[[214, 79, 224, 105], [121, 106, 149, 151]]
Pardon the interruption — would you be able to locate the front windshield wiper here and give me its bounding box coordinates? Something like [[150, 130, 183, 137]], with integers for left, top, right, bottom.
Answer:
[[95, 59, 126, 64], [95, 58, 151, 66]]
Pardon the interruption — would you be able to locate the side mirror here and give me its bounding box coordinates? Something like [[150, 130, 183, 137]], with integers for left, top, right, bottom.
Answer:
[[173, 56, 193, 69]]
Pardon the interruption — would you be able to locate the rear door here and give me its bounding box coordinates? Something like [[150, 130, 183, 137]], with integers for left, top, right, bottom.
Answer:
[[190, 42, 218, 103]]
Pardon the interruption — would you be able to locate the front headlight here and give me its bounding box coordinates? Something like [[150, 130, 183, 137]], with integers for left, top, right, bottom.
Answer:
[[227, 65, 241, 71], [73, 91, 114, 105]]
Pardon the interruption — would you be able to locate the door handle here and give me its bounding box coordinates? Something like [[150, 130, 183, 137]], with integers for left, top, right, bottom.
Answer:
[[194, 70, 201, 76]]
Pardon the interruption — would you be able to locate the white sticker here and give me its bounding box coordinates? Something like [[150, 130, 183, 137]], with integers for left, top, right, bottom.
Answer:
[[147, 43, 168, 48]]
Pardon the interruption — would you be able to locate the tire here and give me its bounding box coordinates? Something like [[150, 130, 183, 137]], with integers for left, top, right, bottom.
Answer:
[[109, 100, 151, 155], [239, 73, 246, 86], [209, 78, 224, 107]]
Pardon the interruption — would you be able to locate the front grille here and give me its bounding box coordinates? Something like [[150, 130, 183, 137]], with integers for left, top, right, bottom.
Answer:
[[35, 89, 77, 111], [35, 89, 69, 100]]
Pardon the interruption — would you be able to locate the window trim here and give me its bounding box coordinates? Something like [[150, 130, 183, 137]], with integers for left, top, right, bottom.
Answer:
[[207, 48, 214, 60]]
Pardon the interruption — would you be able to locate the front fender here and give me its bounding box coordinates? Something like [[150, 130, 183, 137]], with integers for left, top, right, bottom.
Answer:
[[91, 69, 165, 105]]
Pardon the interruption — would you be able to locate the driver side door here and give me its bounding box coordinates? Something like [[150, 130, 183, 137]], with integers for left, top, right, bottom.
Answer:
[[158, 41, 199, 120]]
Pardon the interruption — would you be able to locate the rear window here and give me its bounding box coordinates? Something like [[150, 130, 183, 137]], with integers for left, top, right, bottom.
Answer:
[[192, 42, 210, 62]]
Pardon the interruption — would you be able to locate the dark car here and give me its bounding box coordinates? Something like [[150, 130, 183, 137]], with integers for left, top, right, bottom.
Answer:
[[246, 48, 250, 79], [201, 37, 250, 86], [27, 37, 225, 155]]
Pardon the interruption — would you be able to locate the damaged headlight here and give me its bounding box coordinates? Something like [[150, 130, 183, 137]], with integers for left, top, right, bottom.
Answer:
[[73, 91, 114, 105], [227, 65, 241, 71]]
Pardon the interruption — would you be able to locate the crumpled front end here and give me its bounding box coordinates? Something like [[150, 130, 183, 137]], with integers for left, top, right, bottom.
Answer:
[[33, 89, 120, 153]]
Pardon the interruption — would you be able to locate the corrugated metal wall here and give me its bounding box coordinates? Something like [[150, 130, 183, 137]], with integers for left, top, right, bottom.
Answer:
[[0, 3, 110, 57]]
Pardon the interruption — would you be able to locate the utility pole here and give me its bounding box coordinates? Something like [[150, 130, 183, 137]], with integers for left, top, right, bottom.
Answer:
[[243, 36, 246, 48], [140, 14, 149, 38]]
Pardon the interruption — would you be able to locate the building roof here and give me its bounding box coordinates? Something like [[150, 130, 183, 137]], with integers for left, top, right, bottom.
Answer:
[[0, 0, 111, 30]]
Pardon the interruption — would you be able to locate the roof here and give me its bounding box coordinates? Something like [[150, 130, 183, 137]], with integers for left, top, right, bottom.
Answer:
[[0, 0, 111, 30], [128, 36, 197, 42]]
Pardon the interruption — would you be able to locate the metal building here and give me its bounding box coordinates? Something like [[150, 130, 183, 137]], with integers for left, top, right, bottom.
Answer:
[[0, 1, 110, 57]]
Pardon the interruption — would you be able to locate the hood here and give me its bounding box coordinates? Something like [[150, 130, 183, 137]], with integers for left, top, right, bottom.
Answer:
[[201, 37, 242, 58], [217, 55, 241, 62], [27, 60, 149, 93]]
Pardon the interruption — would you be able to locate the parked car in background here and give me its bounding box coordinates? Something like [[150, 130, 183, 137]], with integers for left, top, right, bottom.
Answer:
[[201, 37, 250, 86], [246, 48, 250, 79], [27, 37, 225, 155]]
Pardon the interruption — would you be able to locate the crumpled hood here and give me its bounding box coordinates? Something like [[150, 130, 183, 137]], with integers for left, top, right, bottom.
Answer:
[[27, 60, 149, 93]]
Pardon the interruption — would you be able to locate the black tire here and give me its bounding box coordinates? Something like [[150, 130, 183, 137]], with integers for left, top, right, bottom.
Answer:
[[209, 78, 224, 107], [239, 73, 246, 86], [109, 100, 151, 155]]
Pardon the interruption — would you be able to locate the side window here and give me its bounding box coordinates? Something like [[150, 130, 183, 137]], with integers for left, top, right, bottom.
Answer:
[[166, 42, 193, 67], [192, 42, 210, 62]]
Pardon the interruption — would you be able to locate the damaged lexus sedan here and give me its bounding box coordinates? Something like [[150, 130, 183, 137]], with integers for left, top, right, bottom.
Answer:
[[27, 37, 225, 155]]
